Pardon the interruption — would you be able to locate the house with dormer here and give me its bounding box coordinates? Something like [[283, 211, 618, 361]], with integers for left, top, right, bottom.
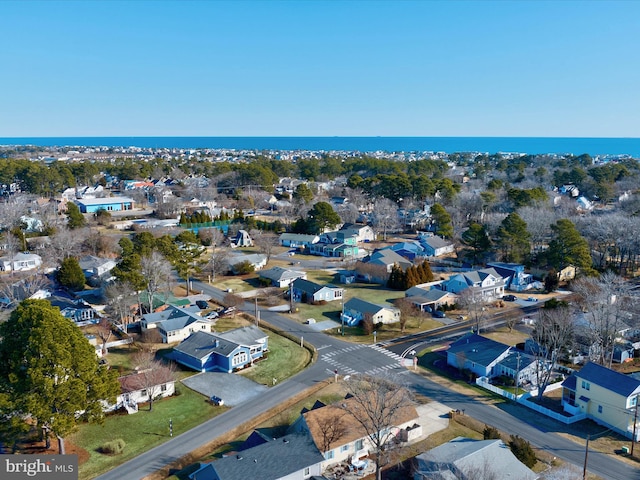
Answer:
[[141, 305, 213, 343], [436, 268, 505, 300], [172, 326, 268, 373]]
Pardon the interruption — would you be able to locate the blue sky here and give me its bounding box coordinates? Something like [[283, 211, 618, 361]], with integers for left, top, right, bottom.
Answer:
[[1, 1, 639, 137]]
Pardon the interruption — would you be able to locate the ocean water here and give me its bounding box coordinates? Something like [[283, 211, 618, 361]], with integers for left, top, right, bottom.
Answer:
[[0, 137, 639, 156]]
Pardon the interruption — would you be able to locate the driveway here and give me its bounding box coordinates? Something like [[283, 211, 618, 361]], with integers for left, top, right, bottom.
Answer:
[[181, 372, 268, 406]]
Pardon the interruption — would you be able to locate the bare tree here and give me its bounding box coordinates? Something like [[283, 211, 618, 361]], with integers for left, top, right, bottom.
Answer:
[[223, 292, 244, 316], [393, 297, 415, 333], [130, 350, 176, 412], [0, 194, 29, 231], [95, 317, 114, 355], [251, 230, 279, 265], [206, 246, 230, 282], [457, 289, 489, 334], [46, 226, 85, 265], [531, 304, 574, 401], [1, 232, 23, 277], [140, 251, 174, 313], [340, 374, 414, 480], [104, 281, 138, 331], [354, 261, 388, 284], [573, 272, 634, 367], [371, 198, 399, 241]]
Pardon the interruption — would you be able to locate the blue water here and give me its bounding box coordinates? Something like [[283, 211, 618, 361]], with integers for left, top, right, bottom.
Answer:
[[1, 137, 639, 156]]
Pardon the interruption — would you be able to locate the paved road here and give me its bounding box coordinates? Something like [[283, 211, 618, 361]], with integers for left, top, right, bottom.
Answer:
[[95, 282, 640, 480]]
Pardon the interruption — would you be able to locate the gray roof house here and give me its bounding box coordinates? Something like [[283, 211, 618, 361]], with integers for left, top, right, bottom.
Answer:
[[437, 268, 505, 300], [259, 267, 307, 288], [341, 297, 400, 327], [419, 236, 455, 258], [291, 278, 344, 304], [141, 305, 212, 343], [446, 333, 511, 378], [232, 229, 253, 247], [414, 437, 538, 480], [405, 286, 457, 312], [188, 433, 325, 480], [172, 326, 269, 373], [78, 255, 117, 284], [228, 253, 267, 273], [279, 233, 320, 249]]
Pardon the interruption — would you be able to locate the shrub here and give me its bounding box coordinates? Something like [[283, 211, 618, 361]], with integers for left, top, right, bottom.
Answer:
[[483, 424, 501, 440], [509, 435, 536, 468], [100, 438, 126, 455]]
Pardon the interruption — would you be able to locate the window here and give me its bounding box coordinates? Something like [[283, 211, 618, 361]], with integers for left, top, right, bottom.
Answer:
[[325, 450, 334, 460], [355, 439, 364, 450], [232, 351, 248, 366], [581, 380, 590, 391], [141, 389, 147, 398], [340, 444, 349, 453], [598, 405, 603, 413], [303, 467, 310, 477], [160, 384, 167, 392]]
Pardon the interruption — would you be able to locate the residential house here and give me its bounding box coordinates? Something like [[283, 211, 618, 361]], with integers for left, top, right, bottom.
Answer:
[[387, 241, 425, 262], [49, 295, 100, 325], [446, 333, 511, 378], [228, 254, 267, 274], [493, 352, 539, 386], [141, 305, 213, 343], [78, 255, 117, 284], [188, 433, 324, 480], [357, 249, 412, 283], [232, 229, 253, 248], [289, 396, 420, 470], [413, 437, 539, 480], [486, 262, 534, 292], [419, 235, 455, 258], [561, 362, 640, 439], [110, 372, 176, 414], [341, 297, 400, 327], [279, 233, 320, 249], [0, 252, 43, 272], [309, 231, 359, 258], [259, 267, 307, 288], [172, 326, 269, 373], [339, 223, 375, 243], [291, 278, 343, 304], [436, 268, 505, 300], [405, 285, 457, 312], [76, 196, 134, 213]]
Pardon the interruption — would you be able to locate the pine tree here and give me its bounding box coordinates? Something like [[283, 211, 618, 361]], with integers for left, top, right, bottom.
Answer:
[[57, 257, 86, 291]]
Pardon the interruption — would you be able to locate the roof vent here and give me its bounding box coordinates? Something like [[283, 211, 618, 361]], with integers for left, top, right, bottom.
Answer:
[[236, 455, 242, 460], [283, 438, 289, 443]]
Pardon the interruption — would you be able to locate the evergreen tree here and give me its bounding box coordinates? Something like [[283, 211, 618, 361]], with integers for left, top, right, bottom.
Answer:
[[547, 219, 595, 276], [66, 201, 85, 229], [418, 261, 434, 283], [496, 212, 531, 263], [508, 435, 537, 468], [308, 201, 341, 234], [405, 266, 420, 288], [430, 203, 453, 239], [0, 300, 120, 453], [461, 223, 492, 264], [57, 257, 86, 291]]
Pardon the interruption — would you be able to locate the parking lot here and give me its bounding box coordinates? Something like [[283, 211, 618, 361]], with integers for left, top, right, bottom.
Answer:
[[181, 372, 269, 406]]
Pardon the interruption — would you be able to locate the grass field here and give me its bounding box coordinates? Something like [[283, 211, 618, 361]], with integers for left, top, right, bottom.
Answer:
[[74, 377, 223, 480], [239, 332, 310, 385]]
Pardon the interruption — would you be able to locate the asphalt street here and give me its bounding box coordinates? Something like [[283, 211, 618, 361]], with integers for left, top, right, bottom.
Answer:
[[94, 281, 640, 480]]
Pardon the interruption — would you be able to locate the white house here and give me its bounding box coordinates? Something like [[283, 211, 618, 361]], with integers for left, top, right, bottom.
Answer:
[[0, 252, 43, 272]]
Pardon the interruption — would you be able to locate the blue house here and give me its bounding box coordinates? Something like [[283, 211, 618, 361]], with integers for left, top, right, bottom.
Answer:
[[486, 262, 534, 292], [172, 326, 269, 373], [291, 278, 343, 304], [76, 196, 135, 213]]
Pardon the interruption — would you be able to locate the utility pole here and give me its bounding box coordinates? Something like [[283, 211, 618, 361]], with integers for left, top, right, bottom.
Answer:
[[583, 435, 590, 480], [632, 393, 640, 456]]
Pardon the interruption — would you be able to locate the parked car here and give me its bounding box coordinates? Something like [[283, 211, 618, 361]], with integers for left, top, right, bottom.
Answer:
[[221, 306, 237, 316], [503, 295, 517, 302], [210, 395, 224, 406], [196, 300, 209, 309], [432, 310, 446, 318], [205, 311, 219, 320], [527, 297, 538, 302]]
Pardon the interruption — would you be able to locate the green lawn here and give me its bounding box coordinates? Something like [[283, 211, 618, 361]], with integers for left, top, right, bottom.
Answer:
[[239, 333, 310, 385], [74, 376, 222, 480]]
